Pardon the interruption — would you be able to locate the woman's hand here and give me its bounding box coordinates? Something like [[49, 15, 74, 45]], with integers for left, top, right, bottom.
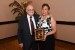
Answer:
[[43, 34, 47, 41]]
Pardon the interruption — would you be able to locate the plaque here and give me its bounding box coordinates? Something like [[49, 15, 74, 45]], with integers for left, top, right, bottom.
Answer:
[[34, 28, 44, 41]]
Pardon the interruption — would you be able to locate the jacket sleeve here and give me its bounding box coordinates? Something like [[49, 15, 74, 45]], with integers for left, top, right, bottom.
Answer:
[[17, 17, 23, 44]]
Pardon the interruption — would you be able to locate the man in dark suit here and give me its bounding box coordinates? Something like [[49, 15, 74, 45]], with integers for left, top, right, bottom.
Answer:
[[17, 4, 39, 50]]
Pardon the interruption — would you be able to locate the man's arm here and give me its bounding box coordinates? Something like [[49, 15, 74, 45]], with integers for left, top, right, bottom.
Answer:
[[17, 17, 24, 47]]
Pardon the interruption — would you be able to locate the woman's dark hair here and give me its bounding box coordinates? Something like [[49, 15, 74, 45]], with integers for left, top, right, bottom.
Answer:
[[42, 3, 50, 10]]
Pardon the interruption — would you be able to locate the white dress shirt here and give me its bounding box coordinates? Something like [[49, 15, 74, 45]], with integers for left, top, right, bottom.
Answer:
[[27, 14, 37, 35]]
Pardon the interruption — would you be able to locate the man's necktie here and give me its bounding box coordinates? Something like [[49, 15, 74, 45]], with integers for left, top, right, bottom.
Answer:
[[30, 17, 34, 35]]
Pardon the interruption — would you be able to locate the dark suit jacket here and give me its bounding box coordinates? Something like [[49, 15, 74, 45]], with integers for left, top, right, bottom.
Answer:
[[17, 14, 39, 44]]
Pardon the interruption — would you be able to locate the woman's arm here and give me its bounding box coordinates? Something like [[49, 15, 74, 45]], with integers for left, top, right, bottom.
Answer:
[[46, 14, 57, 36]]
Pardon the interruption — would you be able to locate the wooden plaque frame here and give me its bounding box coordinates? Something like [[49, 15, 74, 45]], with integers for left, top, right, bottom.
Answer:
[[34, 28, 44, 41]]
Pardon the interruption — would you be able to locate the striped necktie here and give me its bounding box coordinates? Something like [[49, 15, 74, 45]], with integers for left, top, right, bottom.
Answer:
[[30, 16, 34, 35]]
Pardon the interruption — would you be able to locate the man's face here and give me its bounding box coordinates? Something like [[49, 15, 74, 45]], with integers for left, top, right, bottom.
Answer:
[[26, 5, 34, 16]]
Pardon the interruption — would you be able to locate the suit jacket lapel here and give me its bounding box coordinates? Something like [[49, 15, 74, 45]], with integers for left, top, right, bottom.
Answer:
[[34, 15, 38, 27], [24, 15, 31, 34]]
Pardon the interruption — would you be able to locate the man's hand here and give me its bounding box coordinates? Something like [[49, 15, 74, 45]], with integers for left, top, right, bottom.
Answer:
[[19, 43, 23, 48]]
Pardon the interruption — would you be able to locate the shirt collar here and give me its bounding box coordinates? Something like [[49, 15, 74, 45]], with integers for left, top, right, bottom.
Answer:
[[27, 14, 34, 18]]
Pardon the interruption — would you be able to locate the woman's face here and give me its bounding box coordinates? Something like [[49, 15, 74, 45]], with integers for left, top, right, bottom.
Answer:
[[41, 6, 49, 16]]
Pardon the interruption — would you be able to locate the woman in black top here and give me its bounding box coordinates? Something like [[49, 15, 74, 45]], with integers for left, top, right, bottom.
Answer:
[[38, 3, 56, 50]]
